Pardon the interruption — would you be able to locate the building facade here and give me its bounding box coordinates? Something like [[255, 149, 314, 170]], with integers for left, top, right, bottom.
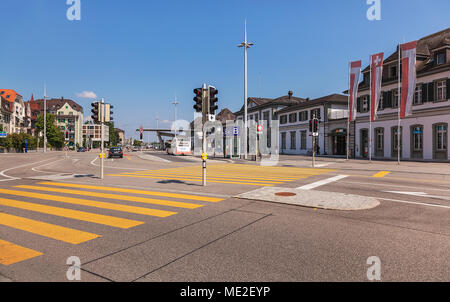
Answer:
[[0, 89, 31, 134], [355, 28, 450, 161], [276, 94, 350, 156], [31, 97, 84, 147]]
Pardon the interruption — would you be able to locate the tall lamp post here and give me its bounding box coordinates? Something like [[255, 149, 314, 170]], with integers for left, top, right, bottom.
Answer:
[[238, 20, 254, 160]]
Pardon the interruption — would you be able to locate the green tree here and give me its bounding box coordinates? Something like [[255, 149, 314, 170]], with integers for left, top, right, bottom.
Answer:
[[106, 122, 119, 146], [133, 139, 142, 147], [35, 114, 65, 149]]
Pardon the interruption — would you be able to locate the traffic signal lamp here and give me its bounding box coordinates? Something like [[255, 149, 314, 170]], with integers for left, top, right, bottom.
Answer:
[[140, 133, 143, 140], [193, 88, 203, 113], [91, 102, 99, 123], [309, 120, 313, 132], [209, 87, 219, 114], [104, 104, 114, 122], [313, 119, 319, 133]]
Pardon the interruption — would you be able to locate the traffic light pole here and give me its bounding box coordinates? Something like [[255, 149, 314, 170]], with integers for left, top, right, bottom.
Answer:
[[202, 84, 208, 187], [100, 98, 105, 180]]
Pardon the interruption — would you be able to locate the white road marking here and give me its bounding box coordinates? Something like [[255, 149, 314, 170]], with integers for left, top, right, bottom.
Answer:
[[378, 198, 450, 210], [297, 175, 349, 190], [90, 156, 148, 170], [384, 191, 450, 201], [340, 181, 450, 193], [0, 158, 56, 181], [31, 158, 66, 173]]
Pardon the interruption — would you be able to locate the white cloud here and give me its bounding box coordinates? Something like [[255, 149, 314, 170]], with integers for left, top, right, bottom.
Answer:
[[76, 91, 97, 99]]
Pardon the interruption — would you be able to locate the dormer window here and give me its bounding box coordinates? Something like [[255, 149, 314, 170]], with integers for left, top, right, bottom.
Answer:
[[389, 65, 398, 78], [436, 52, 445, 65]]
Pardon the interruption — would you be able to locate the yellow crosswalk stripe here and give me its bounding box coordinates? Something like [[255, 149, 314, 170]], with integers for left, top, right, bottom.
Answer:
[[0, 239, 43, 266], [128, 171, 302, 181], [107, 174, 274, 186], [373, 171, 391, 178], [37, 182, 224, 203], [0, 198, 143, 229], [15, 185, 203, 210], [120, 173, 287, 184], [0, 213, 99, 244], [0, 189, 177, 218]]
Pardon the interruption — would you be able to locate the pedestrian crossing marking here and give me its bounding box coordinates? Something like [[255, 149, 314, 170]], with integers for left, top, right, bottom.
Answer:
[[121, 173, 287, 184], [37, 182, 224, 203], [15, 185, 204, 210], [0, 189, 177, 218], [0, 239, 43, 266], [107, 174, 275, 186], [0, 198, 143, 229], [108, 164, 335, 186], [373, 171, 391, 178], [0, 213, 99, 244]]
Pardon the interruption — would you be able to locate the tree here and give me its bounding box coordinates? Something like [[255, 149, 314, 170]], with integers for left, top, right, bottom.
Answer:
[[35, 114, 65, 149], [133, 139, 142, 147], [105, 121, 119, 147]]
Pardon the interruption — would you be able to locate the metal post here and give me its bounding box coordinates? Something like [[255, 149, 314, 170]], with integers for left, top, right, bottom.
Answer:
[[202, 84, 207, 186], [244, 23, 248, 160], [101, 98, 105, 179], [369, 56, 372, 163], [43, 84, 47, 153], [312, 113, 316, 168], [397, 43, 401, 165], [346, 62, 350, 161]]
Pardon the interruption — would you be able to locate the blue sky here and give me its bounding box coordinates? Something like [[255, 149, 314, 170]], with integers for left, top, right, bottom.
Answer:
[[1, 0, 449, 140]]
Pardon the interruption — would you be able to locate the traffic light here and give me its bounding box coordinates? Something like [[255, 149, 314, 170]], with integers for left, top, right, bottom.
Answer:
[[91, 102, 99, 123], [313, 119, 319, 133], [209, 87, 218, 114], [140, 133, 143, 140], [104, 104, 114, 122], [309, 120, 313, 132], [193, 88, 203, 113]]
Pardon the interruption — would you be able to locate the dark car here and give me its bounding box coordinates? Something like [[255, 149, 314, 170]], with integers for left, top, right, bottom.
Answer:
[[108, 147, 123, 158], [77, 147, 86, 152]]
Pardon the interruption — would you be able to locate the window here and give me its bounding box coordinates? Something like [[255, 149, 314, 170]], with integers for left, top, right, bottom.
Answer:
[[280, 115, 287, 125], [414, 85, 422, 105], [288, 113, 297, 123], [362, 96, 369, 112], [281, 132, 287, 149], [299, 111, 308, 121], [300, 131, 307, 150], [393, 127, 402, 151], [436, 52, 446, 65], [389, 65, 398, 78], [378, 93, 384, 110], [69, 112, 73, 116], [263, 111, 269, 122], [290, 132, 296, 150], [436, 125, 448, 151], [310, 108, 321, 120], [436, 80, 447, 101], [392, 90, 401, 108], [254, 113, 259, 122], [376, 128, 384, 151], [412, 126, 423, 151]]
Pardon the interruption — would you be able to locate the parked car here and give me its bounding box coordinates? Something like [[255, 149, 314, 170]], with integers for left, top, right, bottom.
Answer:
[[77, 147, 86, 152], [108, 147, 123, 158]]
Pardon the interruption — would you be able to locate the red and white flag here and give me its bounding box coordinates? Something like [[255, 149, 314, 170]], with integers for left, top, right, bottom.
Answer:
[[349, 61, 362, 122], [370, 53, 384, 122], [400, 41, 417, 119]]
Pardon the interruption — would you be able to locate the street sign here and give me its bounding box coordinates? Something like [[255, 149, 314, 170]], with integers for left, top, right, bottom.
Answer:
[[233, 126, 240, 136], [0, 132, 6, 137], [312, 133, 319, 137], [257, 125, 263, 134]]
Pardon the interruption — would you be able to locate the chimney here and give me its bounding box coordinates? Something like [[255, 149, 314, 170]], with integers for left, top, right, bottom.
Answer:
[[288, 91, 293, 100]]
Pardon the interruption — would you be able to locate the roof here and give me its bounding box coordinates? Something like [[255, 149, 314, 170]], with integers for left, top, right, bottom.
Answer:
[[1, 97, 12, 113], [32, 97, 84, 114], [362, 27, 450, 73], [0, 89, 22, 111], [277, 94, 348, 114], [216, 108, 236, 123], [234, 94, 308, 115]]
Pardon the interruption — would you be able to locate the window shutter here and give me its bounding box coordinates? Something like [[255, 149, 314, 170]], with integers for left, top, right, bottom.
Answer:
[[428, 82, 435, 102], [367, 95, 371, 111], [383, 91, 389, 107], [422, 83, 428, 102], [446, 78, 450, 100], [386, 91, 392, 107], [357, 97, 361, 112]]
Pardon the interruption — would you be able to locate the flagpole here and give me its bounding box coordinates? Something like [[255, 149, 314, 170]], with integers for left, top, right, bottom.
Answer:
[[347, 61, 350, 161], [369, 56, 372, 163], [397, 43, 401, 165]]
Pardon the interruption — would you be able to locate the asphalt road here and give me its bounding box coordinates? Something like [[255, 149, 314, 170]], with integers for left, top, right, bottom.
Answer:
[[0, 150, 449, 282]]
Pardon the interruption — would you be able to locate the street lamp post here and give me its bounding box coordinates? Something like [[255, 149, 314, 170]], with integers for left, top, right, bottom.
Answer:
[[238, 20, 254, 160]]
